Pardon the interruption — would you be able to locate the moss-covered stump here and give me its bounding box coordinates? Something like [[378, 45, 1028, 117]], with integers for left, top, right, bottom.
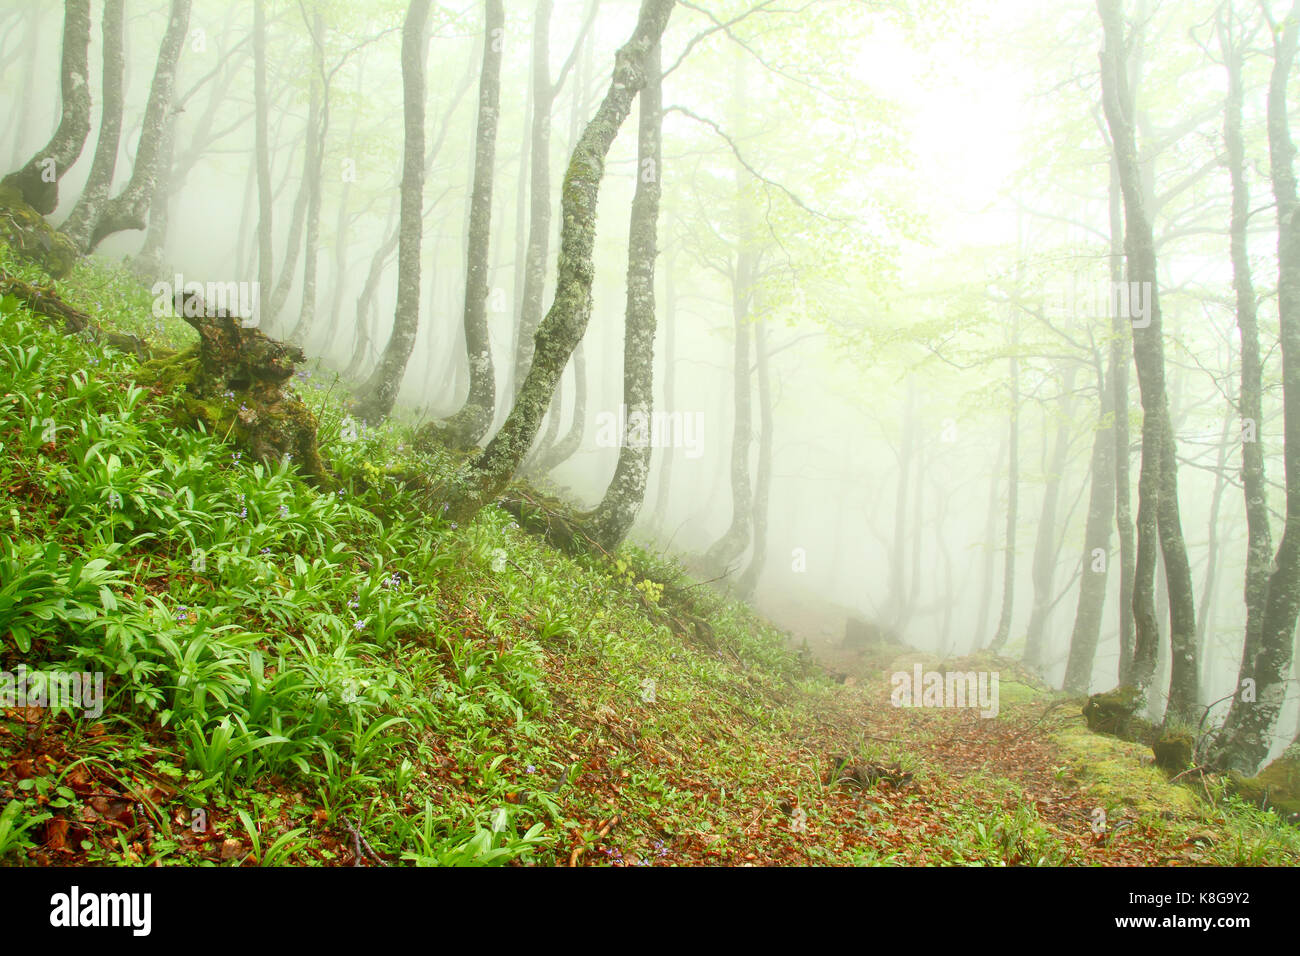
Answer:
[[1083, 686, 1155, 743], [1152, 731, 1194, 772], [0, 185, 77, 278], [143, 311, 328, 486], [1229, 746, 1300, 823]]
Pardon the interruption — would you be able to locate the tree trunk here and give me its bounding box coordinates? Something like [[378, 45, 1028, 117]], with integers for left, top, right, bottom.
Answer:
[[88, 0, 192, 251], [738, 312, 773, 597], [289, 8, 329, 345], [651, 236, 678, 530], [448, 0, 676, 522], [1064, 353, 1116, 694], [1211, 0, 1300, 772], [1024, 362, 1078, 672], [1097, 0, 1198, 720], [990, 313, 1021, 653], [586, 40, 664, 550], [442, 0, 504, 443], [253, 0, 274, 319], [2, 0, 92, 215], [973, 436, 1007, 652], [60, 0, 125, 252], [350, 0, 432, 423], [1108, 157, 1138, 685]]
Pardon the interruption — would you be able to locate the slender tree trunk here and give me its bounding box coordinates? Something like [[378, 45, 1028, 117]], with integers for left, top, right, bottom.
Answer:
[[1212, 0, 1300, 771], [1098, 0, 1198, 720], [1064, 354, 1116, 694], [973, 436, 1007, 652], [1024, 363, 1078, 672], [265, 60, 321, 330], [351, 0, 432, 423], [61, 0, 125, 253], [449, 0, 677, 522], [739, 312, 773, 597], [1212, 5, 1275, 766], [88, 0, 192, 251], [253, 0, 274, 319], [289, 9, 328, 344], [1109, 157, 1138, 685], [990, 314, 1021, 653], [586, 40, 664, 549], [3, 0, 91, 214], [651, 238, 678, 530], [442, 0, 504, 443]]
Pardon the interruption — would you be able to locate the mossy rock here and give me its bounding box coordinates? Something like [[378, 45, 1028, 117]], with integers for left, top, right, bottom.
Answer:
[[1152, 731, 1194, 772], [1083, 685, 1152, 741], [0, 184, 77, 278], [1229, 747, 1300, 822]]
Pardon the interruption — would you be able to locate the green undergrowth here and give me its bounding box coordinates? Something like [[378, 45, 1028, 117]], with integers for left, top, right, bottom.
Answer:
[[1, 245, 1297, 866]]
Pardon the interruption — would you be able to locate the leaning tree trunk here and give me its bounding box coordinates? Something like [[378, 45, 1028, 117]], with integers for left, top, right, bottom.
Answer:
[[351, 0, 432, 424], [447, 0, 676, 522], [586, 41, 665, 549], [2, 0, 91, 215], [61, 0, 125, 253], [1211, 0, 1300, 773], [442, 0, 505, 444], [1098, 0, 1198, 721], [88, 0, 192, 251], [1063, 352, 1116, 694]]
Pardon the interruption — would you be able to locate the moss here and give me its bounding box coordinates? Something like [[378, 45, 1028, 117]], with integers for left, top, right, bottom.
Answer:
[[1083, 685, 1154, 741], [0, 184, 78, 278], [1229, 747, 1300, 822], [1153, 731, 1194, 772], [1052, 722, 1200, 817], [141, 326, 329, 488]]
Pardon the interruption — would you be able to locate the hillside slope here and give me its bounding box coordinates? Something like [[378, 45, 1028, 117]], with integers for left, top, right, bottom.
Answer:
[[0, 250, 1297, 866]]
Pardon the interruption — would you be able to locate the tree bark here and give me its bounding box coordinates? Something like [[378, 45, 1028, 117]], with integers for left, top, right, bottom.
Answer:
[[1024, 362, 1078, 672], [990, 313, 1021, 653], [1097, 0, 1198, 721], [449, 0, 676, 522], [585, 41, 664, 549], [442, 0, 505, 443], [1064, 354, 1116, 694], [739, 312, 774, 597], [2, 0, 92, 215], [1211, 0, 1300, 772], [351, 0, 432, 423], [88, 0, 192, 251], [60, 0, 125, 253]]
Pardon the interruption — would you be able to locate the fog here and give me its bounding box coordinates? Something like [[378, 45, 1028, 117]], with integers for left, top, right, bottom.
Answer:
[[3, 0, 1297, 763]]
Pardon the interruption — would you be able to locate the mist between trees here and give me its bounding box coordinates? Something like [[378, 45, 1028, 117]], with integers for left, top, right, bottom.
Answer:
[[2, 0, 1300, 783]]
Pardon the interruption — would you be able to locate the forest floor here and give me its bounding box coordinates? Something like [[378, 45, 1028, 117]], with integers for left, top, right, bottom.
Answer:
[[1, 247, 1297, 866]]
